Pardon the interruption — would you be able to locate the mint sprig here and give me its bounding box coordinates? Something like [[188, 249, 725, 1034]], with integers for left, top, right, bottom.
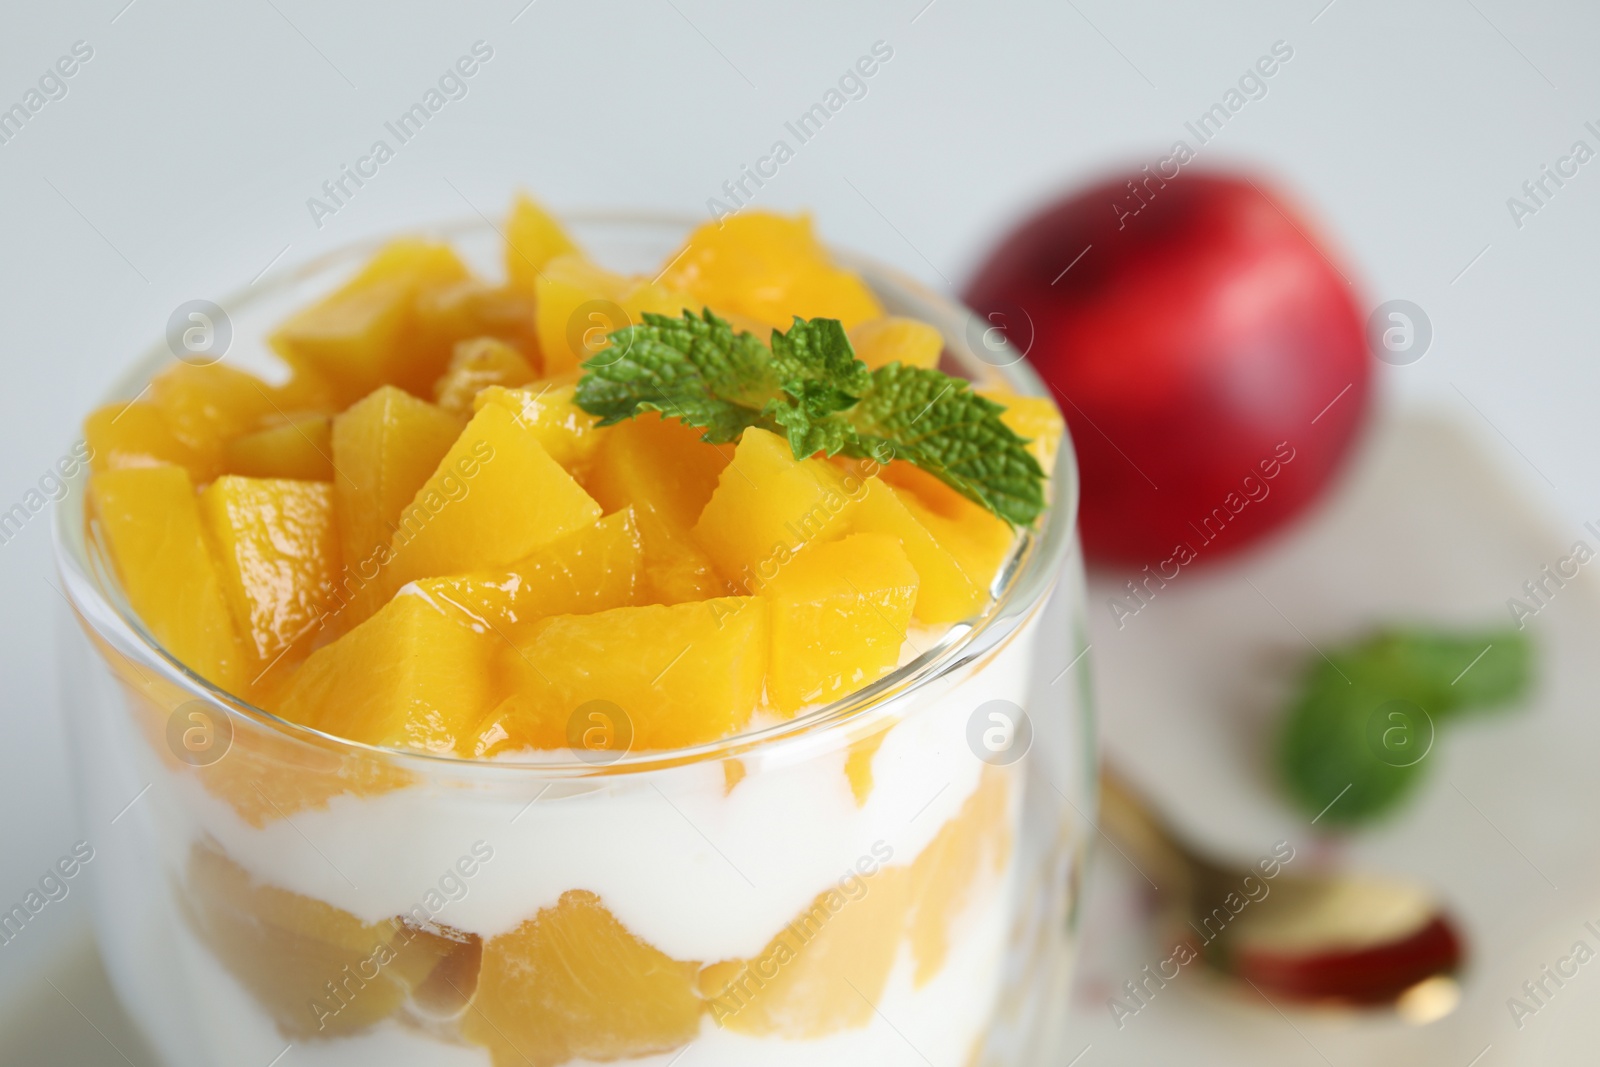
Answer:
[[1278, 627, 1533, 827], [574, 309, 1046, 525]]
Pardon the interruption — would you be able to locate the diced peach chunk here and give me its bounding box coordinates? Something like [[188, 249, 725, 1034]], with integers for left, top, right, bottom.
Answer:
[[276, 591, 497, 753], [199, 476, 340, 680], [659, 213, 883, 330], [849, 316, 944, 370], [588, 413, 728, 532], [466, 693, 552, 758], [381, 403, 602, 594], [533, 254, 698, 376], [464, 890, 702, 1067], [433, 337, 537, 416], [503, 597, 766, 750], [882, 462, 1016, 598], [84, 401, 205, 475], [413, 278, 540, 377], [847, 477, 989, 624], [504, 191, 580, 295], [89, 466, 244, 691], [908, 768, 1011, 985], [472, 381, 603, 473], [414, 507, 644, 632], [588, 413, 731, 603], [270, 239, 471, 402], [692, 428, 858, 591], [183, 843, 477, 1039], [330, 386, 464, 571], [763, 533, 919, 714], [700, 863, 912, 1037], [633, 509, 731, 605], [534, 255, 632, 377], [224, 414, 333, 482], [148, 363, 283, 482]]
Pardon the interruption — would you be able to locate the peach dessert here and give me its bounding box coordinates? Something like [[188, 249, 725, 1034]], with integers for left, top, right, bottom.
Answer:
[[65, 194, 1085, 1067]]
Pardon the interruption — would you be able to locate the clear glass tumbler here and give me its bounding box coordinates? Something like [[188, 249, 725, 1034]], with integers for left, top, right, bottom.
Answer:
[[54, 217, 1095, 1067]]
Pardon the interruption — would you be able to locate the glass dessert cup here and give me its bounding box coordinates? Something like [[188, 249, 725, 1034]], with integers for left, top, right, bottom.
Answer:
[[54, 215, 1095, 1067]]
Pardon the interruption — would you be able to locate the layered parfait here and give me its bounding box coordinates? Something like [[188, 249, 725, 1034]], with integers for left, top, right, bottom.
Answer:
[[71, 195, 1076, 1066]]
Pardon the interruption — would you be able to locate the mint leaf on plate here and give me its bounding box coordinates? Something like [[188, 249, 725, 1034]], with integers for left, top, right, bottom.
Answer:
[[1278, 627, 1533, 827]]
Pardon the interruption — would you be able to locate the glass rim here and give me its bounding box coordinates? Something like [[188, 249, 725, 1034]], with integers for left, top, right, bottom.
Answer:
[[52, 210, 1081, 780]]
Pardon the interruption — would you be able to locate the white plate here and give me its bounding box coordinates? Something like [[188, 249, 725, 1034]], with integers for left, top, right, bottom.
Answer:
[[1066, 410, 1600, 1066]]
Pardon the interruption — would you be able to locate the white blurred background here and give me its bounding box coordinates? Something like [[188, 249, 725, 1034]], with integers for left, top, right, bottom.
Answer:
[[2, 0, 1597, 1060]]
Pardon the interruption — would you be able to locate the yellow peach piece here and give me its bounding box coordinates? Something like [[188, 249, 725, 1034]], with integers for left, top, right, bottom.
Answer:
[[762, 533, 919, 714], [882, 462, 1016, 598], [182, 843, 476, 1039], [844, 727, 891, 807], [413, 278, 540, 377], [84, 401, 205, 476], [633, 508, 732, 605], [276, 590, 497, 753], [534, 254, 633, 377], [270, 239, 471, 403], [692, 427, 859, 591], [199, 476, 340, 680], [413, 507, 644, 633], [464, 890, 703, 1067], [700, 860, 912, 1037], [659, 212, 883, 331], [465, 693, 555, 758], [433, 337, 537, 417], [846, 478, 989, 624], [503, 597, 766, 751], [329, 385, 464, 576], [849, 316, 944, 370], [472, 381, 604, 473], [89, 465, 244, 692], [530, 254, 700, 378], [908, 768, 1012, 985], [381, 402, 602, 594], [504, 191, 580, 295], [148, 363, 283, 482], [224, 414, 334, 482], [588, 413, 729, 533]]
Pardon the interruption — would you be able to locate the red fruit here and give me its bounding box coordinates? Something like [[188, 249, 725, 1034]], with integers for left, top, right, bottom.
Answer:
[[964, 171, 1371, 569]]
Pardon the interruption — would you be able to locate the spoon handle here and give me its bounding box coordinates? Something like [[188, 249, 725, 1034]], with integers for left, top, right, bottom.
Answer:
[[1097, 761, 1208, 897]]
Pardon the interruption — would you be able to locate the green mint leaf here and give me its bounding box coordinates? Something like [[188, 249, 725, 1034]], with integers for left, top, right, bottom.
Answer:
[[574, 308, 1048, 525], [770, 316, 870, 417], [1277, 627, 1534, 828], [574, 309, 774, 444], [842, 364, 1045, 526]]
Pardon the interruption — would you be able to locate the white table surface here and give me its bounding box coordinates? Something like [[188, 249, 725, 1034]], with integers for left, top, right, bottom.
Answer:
[[2, 0, 1598, 1060]]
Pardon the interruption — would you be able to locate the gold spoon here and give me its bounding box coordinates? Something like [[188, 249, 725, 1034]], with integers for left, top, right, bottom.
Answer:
[[1098, 763, 1464, 1023]]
